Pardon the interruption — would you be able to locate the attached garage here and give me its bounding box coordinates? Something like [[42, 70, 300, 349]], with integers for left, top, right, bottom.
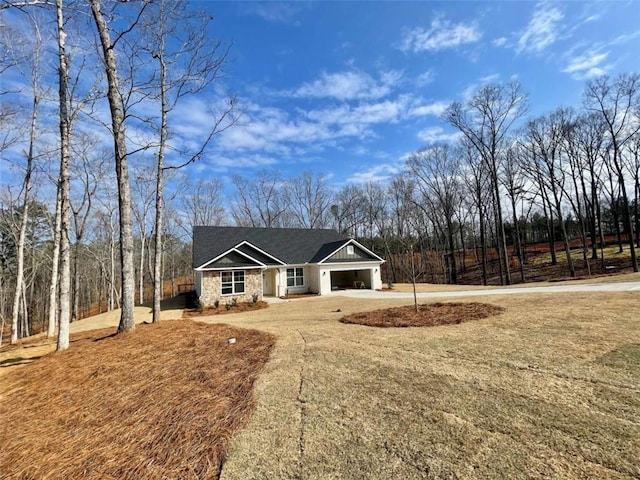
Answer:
[[330, 268, 372, 290]]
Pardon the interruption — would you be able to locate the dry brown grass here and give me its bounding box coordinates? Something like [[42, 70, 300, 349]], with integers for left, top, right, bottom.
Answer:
[[2, 284, 639, 479], [340, 302, 505, 327], [0, 320, 275, 480], [193, 292, 640, 480]]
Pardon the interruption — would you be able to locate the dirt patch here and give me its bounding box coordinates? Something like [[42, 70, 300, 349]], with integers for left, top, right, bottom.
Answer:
[[340, 302, 505, 327], [183, 301, 269, 318], [0, 320, 275, 479]]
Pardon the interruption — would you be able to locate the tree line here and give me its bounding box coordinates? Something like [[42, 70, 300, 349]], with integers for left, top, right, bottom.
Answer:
[[1, 1, 638, 350]]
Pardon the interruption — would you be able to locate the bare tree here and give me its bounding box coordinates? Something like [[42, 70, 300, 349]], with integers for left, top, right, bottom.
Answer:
[[522, 109, 576, 277], [408, 143, 461, 284], [231, 172, 289, 228], [445, 81, 528, 285], [89, 0, 143, 333], [284, 171, 333, 228], [9, 11, 42, 344], [584, 73, 640, 272], [136, 0, 237, 322], [178, 177, 227, 233]]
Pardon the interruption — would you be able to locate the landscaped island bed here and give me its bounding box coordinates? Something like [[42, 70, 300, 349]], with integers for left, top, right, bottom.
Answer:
[[340, 302, 505, 327], [0, 321, 275, 479]]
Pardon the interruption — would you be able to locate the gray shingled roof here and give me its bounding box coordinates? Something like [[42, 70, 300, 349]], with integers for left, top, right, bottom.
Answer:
[[193, 226, 349, 268]]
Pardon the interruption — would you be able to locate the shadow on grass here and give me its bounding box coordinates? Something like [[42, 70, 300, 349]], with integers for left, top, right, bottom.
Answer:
[[598, 343, 640, 368], [0, 356, 42, 368]]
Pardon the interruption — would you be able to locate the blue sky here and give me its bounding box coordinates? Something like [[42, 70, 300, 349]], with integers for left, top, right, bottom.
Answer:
[[185, 0, 640, 185], [1, 1, 639, 194]]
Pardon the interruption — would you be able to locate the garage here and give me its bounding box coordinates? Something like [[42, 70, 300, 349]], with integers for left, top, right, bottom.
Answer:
[[330, 268, 373, 290]]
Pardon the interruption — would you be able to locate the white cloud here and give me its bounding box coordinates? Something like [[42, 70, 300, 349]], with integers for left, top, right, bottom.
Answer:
[[417, 126, 461, 144], [563, 49, 610, 79], [347, 164, 400, 184], [415, 69, 435, 86], [493, 37, 508, 47], [400, 16, 481, 53], [517, 3, 564, 54], [408, 100, 450, 117], [243, 2, 304, 24], [290, 70, 401, 100]]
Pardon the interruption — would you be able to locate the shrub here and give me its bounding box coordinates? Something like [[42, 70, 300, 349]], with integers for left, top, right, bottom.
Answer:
[[214, 299, 219, 309], [387, 281, 394, 290], [231, 298, 238, 307], [225, 302, 232, 311], [252, 293, 259, 304], [196, 299, 204, 314]]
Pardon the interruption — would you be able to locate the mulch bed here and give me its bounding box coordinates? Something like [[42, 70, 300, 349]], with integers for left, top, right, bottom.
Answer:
[[340, 302, 505, 328], [183, 301, 269, 318], [0, 320, 275, 479]]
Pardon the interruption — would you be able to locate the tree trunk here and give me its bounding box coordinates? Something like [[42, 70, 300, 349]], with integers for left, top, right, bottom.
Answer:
[[56, 0, 72, 351], [47, 185, 62, 338], [11, 52, 39, 344], [510, 195, 525, 283], [152, 53, 168, 323], [479, 205, 488, 286], [90, 0, 136, 333]]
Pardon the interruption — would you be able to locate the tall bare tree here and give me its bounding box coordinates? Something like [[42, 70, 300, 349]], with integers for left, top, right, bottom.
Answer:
[[9, 11, 42, 344], [408, 144, 461, 284], [584, 73, 640, 272], [445, 81, 528, 285], [89, 0, 142, 333]]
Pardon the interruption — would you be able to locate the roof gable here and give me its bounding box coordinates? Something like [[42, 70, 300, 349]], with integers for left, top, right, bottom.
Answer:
[[317, 238, 384, 263], [197, 247, 266, 270]]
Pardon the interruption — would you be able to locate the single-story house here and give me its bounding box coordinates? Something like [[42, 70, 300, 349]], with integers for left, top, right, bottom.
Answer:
[[193, 226, 385, 305]]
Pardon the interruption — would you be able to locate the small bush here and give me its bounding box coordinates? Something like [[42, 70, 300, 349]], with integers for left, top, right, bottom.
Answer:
[[214, 299, 219, 309], [196, 299, 204, 314], [225, 302, 232, 311], [231, 298, 238, 307], [251, 293, 259, 304], [387, 281, 394, 290]]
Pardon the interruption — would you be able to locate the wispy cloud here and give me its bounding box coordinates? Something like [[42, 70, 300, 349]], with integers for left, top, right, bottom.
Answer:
[[400, 16, 481, 53], [563, 49, 610, 80], [290, 70, 402, 100], [417, 126, 461, 144], [242, 2, 305, 24], [415, 69, 435, 87], [492, 37, 508, 47], [517, 3, 564, 54], [408, 100, 450, 117], [347, 164, 400, 184]]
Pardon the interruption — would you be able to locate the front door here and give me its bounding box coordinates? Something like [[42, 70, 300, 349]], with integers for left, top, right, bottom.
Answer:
[[263, 270, 274, 295]]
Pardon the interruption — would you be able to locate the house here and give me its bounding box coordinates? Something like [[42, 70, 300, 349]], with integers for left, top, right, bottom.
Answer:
[[193, 226, 385, 305]]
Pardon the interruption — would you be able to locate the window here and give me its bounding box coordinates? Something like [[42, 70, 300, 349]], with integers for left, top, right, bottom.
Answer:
[[287, 267, 304, 287], [221, 271, 245, 295], [346, 245, 355, 255]]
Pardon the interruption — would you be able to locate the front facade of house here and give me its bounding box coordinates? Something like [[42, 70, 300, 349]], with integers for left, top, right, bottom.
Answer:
[[193, 227, 384, 306]]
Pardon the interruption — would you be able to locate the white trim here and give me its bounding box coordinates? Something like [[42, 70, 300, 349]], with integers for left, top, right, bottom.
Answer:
[[317, 239, 385, 264], [195, 247, 267, 270], [236, 241, 287, 265], [199, 266, 267, 271], [319, 261, 384, 266]]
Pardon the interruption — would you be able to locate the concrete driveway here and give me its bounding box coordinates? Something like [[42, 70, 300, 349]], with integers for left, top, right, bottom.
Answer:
[[334, 281, 640, 300]]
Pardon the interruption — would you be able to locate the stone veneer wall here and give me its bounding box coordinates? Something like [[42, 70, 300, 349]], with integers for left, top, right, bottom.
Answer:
[[199, 269, 263, 306]]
